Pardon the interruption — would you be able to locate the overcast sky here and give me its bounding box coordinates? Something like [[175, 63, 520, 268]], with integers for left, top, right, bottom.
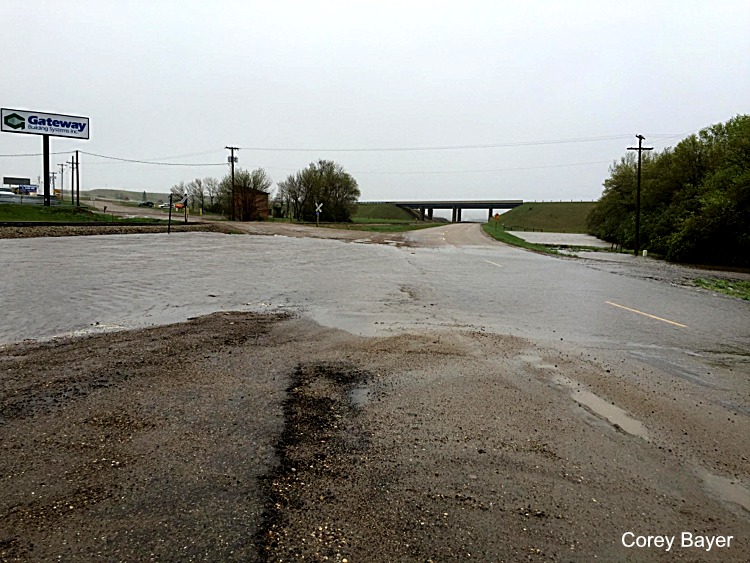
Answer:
[[1, 0, 749, 210]]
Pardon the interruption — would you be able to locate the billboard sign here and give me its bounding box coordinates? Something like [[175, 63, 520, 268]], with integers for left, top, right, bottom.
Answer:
[[1, 108, 89, 139], [17, 185, 38, 194], [3, 176, 31, 185]]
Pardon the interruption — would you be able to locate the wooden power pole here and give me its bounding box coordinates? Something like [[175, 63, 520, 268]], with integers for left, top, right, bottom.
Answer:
[[226, 146, 238, 220], [627, 135, 653, 256]]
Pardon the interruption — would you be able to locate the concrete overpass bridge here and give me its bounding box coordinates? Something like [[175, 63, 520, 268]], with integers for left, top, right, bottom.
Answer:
[[369, 200, 524, 222]]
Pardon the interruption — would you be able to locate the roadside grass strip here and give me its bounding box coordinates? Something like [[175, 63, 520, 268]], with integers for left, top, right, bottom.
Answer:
[[694, 278, 750, 301], [481, 223, 557, 254]]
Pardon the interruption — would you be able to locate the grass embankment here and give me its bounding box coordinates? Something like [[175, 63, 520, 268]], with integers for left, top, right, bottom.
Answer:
[[695, 278, 750, 301], [353, 203, 417, 221], [335, 223, 440, 233], [481, 223, 556, 253], [0, 204, 166, 224], [330, 202, 440, 232], [498, 202, 596, 233]]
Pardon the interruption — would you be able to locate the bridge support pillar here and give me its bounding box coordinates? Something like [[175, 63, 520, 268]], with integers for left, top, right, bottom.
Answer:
[[419, 207, 425, 221], [488, 208, 493, 221], [457, 208, 462, 222], [451, 207, 457, 222]]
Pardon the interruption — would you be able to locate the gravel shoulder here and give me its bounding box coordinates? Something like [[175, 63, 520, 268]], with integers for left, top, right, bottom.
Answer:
[[1, 312, 747, 561]]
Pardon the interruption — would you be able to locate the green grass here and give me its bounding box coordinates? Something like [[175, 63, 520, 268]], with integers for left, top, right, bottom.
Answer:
[[695, 278, 750, 300], [343, 223, 440, 233], [352, 216, 423, 224], [353, 203, 417, 221], [497, 202, 596, 233], [482, 223, 557, 254], [319, 221, 439, 233], [0, 203, 166, 224]]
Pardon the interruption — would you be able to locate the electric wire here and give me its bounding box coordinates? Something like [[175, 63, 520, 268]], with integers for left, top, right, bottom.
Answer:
[[0, 151, 74, 158], [237, 133, 689, 153], [78, 151, 225, 166]]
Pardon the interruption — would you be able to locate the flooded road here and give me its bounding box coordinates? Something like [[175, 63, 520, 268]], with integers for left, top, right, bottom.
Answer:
[[2, 228, 748, 359], [1, 225, 748, 560]]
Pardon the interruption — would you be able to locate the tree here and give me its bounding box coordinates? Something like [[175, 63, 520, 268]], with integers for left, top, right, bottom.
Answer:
[[186, 178, 204, 212], [170, 181, 186, 199], [277, 160, 360, 222], [218, 168, 273, 220], [204, 177, 220, 210], [587, 115, 750, 266], [142, 190, 147, 202]]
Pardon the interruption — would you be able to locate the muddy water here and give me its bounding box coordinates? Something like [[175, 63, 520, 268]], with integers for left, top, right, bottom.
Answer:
[[0, 233, 410, 345], [2, 230, 748, 367], [553, 374, 650, 440]]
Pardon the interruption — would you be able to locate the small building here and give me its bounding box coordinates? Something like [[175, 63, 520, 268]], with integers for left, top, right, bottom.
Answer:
[[234, 188, 270, 221]]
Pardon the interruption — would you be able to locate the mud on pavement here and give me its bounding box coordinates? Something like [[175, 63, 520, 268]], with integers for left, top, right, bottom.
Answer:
[[1, 312, 748, 561]]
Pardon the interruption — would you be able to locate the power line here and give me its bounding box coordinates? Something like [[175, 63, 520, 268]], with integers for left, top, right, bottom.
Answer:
[[348, 159, 614, 175], [253, 159, 614, 176], [0, 151, 74, 158], [79, 151, 225, 166], [237, 133, 687, 153]]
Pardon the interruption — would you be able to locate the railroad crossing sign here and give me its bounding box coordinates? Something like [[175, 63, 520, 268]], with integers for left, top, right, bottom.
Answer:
[[315, 202, 323, 227]]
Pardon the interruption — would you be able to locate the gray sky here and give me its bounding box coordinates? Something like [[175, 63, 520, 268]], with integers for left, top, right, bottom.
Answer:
[[2, 0, 749, 209]]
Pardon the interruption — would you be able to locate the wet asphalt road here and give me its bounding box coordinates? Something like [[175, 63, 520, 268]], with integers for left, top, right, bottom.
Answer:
[[1, 224, 748, 372], [1, 223, 749, 560]]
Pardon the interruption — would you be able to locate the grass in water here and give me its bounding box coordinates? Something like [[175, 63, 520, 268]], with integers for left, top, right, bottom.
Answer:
[[482, 223, 557, 254]]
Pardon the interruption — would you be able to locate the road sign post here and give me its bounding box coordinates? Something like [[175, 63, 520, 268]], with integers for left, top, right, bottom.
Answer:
[[315, 202, 323, 227]]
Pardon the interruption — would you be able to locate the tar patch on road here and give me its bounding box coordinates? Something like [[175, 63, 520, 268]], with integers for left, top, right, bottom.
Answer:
[[258, 362, 372, 561]]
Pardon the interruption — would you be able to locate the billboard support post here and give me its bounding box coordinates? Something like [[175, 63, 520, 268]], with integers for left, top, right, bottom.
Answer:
[[42, 135, 50, 206]]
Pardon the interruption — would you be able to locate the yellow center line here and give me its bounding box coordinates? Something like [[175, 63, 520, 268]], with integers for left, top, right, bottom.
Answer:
[[606, 301, 688, 328], [484, 259, 503, 268]]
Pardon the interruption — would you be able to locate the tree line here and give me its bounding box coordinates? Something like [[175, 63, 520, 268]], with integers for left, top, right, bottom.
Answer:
[[587, 115, 749, 266], [169, 159, 360, 222]]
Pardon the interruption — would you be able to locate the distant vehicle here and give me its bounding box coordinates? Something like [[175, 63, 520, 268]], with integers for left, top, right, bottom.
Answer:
[[158, 202, 172, 209], [138, 201, 154, 207], [175, 202, 186, 210]]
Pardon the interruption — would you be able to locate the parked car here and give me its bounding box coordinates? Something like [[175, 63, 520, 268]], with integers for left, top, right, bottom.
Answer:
[[138, 201, 154, 207], [158, 202, 172, 209]]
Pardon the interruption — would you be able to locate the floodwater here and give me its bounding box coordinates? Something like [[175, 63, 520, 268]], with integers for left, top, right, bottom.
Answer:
[[2, 230, 748, 364], [553, 374, 650, 440], [0, 232, 408, 345]]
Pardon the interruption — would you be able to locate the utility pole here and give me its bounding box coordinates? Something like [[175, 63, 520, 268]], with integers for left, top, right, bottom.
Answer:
[[50, 172, 57, 197], [225, 146, 238, 220], [75, 150, 80, 206], [58, 163, 66, 202], [70, 156, 75, 204], [627, 134, 653, 256]]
